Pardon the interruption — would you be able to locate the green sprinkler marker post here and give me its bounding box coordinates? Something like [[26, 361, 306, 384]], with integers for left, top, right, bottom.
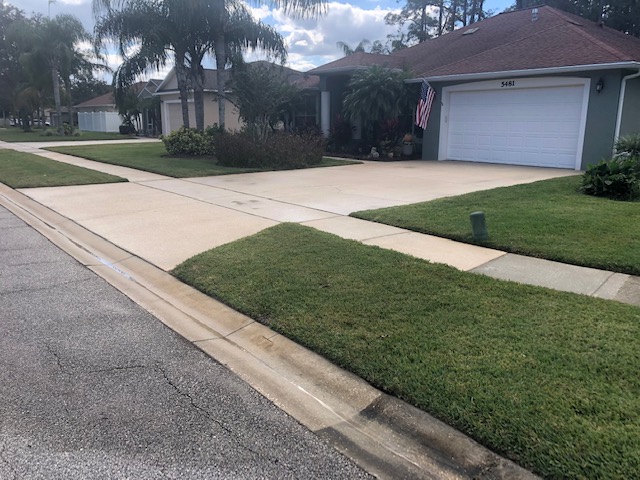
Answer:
[[470, 211, 488, 241]]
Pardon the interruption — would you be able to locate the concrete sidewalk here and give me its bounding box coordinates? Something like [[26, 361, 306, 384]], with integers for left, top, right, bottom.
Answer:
[[3, 139, 638, 306], [1, 140, 638, 477]]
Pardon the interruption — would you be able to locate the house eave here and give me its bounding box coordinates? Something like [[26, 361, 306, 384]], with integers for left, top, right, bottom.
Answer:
[[153, 89, 221, 96], [406, 62, 640, 83], [74, 104, 115, 109], [310, 65, 405, 76]]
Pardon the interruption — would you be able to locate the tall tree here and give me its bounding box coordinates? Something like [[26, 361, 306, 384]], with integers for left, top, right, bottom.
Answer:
[[95, 0, 287, 131], [336, 39, 371, 56], [11, 14, 89, 133], [385, 1, 438, 44], [95, 0, 191, 128], [0, 3, 26, 121], [386, 0, 488, 43], [513, 0, 640, 38]]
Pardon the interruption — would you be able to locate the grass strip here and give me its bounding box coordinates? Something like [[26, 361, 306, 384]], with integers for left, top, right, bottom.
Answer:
[[173, 223, 640, 480], [0, 128, 136, 142], [46, 143, 360, 178], [352, 175, 640, 275], [0, 149, 126, 188]]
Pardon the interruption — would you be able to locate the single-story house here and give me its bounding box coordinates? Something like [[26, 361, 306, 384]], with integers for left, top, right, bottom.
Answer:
[[155, 61, 320, 135], [309, 5, 640, 170], [75, 81, 160, 133]]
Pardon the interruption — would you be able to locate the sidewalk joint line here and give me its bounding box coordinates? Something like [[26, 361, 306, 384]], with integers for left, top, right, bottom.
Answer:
[[590, 271, 617, 296]]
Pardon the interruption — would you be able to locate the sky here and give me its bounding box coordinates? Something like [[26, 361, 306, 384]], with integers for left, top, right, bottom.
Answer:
[[6, 0, 515, 80]]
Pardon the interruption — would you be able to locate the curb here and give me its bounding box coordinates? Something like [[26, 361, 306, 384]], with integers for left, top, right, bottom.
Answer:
[[1, 183, 539, 479]]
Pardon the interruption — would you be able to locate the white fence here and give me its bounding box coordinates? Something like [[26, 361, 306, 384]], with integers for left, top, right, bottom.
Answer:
[[77, 112, 121, 133]]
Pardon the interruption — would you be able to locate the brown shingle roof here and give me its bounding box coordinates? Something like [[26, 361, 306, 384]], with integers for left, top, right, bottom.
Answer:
[[245, 60, 320, 89], [156, 62, 318, 93], [405, 7, 640, 78], [309, 6, 640, 80], [307, 52, 405, 74], [74, 91, 114, 108], [74, 81, 147, 108]]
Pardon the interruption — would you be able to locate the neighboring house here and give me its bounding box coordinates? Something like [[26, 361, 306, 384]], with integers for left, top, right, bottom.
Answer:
[[74, 82, 155, 133], [74, 92, 118, 114], [155, 68, 241, 134], [309, 6, 640, 170], [75, 91, 121, 132], [155, 61, 320, 135]]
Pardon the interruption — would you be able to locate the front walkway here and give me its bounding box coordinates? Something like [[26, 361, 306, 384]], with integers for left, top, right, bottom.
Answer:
[[2, 139, 637, 305]]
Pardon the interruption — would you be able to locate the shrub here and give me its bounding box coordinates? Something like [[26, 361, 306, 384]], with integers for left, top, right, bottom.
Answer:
[[161, 126, 213, 156], [614, 133, 640, 158], [119, 124, 136, 135], [581, 156, 640, 200], [215, 130, 325, 169]]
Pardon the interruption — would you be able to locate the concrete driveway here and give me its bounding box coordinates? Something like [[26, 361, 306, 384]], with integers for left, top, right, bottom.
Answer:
[[18, 155, 577, 270]]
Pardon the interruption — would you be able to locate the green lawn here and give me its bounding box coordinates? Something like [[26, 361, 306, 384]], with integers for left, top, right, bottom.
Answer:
[[0, 149, 126, 188], [46, 142, 360, 178], [0, 128, 136, 142], [172, 223, 639, 480], [352, 175, 640, 275]]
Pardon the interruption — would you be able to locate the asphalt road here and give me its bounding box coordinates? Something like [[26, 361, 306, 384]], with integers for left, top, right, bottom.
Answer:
[[0, 205, 371, 479]]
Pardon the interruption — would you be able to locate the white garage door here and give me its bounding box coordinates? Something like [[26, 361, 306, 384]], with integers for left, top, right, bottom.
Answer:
[[444, 81, 587, 169]]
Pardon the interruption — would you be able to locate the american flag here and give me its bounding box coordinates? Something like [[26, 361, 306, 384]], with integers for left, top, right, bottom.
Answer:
[[415, 80, 436, 129]]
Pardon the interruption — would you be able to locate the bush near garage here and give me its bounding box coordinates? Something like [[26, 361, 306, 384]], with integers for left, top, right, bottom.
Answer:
[[581, 157, 640, 200], [214, 130, 325, 169], [581, 133, 640, 201], [161, 126, 214, 156]]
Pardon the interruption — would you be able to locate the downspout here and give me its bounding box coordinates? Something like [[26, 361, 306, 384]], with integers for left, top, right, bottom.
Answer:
[[614, 68, 640, 143]]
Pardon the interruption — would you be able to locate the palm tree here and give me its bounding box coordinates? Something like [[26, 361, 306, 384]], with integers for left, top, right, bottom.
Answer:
[[11, 15, 89, 133], [336, 39, 371, 56], [210, 0, 286, 129], [93, 0, 325, 130], [342, 65, 411, 144], [95, 0, 191, 128], [95, 0, 285, 131]]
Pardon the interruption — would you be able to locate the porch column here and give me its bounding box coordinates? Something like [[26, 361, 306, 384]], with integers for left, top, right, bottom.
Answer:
[[321, 90, 331, 137], [353, 117, 362, 140]]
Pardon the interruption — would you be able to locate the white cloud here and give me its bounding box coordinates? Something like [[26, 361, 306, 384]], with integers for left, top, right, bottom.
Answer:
[[12, 0, 403, 80], [251, 2, 402, 71], [59, 0, 87, 6]]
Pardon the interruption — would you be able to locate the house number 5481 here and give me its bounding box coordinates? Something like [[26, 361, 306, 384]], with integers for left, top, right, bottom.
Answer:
[[501, 80, 515, 87]]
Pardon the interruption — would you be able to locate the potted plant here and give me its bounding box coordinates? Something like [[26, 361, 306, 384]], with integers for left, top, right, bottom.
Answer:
[[402, 133, 414, 157]]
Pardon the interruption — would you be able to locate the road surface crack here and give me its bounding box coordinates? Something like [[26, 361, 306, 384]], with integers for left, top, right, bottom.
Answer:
[[45, 344, 71, 376], [155, 364, 298, 475]]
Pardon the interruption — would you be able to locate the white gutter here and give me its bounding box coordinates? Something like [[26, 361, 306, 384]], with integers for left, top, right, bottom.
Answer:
[[614, 68, 640, 141], [309, 65, 405, 75], [405, 61, 640, 83]]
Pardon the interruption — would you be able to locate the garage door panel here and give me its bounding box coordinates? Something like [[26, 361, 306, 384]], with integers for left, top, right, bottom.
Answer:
[[445, 83, 585, 169]]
